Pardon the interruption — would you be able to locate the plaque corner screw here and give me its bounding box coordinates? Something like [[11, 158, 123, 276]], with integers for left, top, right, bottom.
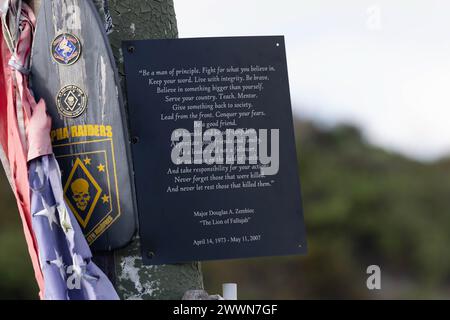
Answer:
[[131, 136, 140, 144], [128, 45, 136, 53]]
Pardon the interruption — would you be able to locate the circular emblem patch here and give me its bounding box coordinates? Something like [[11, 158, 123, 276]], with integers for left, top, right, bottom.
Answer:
[[56, 85, 88, 118], [51, 33, 82, 65]]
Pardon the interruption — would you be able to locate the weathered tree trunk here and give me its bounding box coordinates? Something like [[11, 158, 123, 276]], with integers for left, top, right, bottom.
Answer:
[[28, 0, 204, 300], [92, 0, 204, 300]]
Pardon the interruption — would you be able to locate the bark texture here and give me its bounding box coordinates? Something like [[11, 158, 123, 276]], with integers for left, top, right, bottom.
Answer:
[[93, 0, 204, 300]]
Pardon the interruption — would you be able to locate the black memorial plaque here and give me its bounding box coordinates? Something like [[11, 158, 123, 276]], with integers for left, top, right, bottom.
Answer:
[[123, 36, 307, 265]]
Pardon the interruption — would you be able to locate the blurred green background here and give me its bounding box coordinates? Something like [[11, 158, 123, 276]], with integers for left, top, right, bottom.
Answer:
[[2, 118, 450, 299]]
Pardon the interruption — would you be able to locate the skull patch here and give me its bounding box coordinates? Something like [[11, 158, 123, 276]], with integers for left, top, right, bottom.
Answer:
[[71, 178, 91, 211]]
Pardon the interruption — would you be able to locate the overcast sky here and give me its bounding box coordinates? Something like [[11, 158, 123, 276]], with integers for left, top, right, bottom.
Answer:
[[174, 0, 450, 161]]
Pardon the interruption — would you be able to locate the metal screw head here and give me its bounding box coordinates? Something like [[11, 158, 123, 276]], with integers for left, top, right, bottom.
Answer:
[[128, 46, 135, 53], [131, 136, 139, 144]]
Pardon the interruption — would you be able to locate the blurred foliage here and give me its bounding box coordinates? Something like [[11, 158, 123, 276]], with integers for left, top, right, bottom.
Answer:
[[203, 119, 450, 299], [1, 119, 450, 299], [0, 171, 38, 299]]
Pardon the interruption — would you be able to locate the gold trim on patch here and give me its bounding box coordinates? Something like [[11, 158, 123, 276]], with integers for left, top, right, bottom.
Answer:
[[56, 85, 88, 118], [63, 158, 103, 228], [51, 33, 82, 66], [54, 138, 121, 245]]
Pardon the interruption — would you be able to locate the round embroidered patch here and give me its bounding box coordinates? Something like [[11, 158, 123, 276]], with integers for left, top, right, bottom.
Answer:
[[51, 33, 82, 66], [56, 85, 88, 118]]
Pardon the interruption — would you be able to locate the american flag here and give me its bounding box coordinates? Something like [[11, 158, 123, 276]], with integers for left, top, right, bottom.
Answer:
[[0, 0, 118, 299]]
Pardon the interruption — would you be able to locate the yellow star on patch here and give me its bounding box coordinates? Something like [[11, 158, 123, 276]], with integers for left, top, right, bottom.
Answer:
[[83, 157, 92, 165], [97, 164, 105, 172], [101, 194, 110, 203]]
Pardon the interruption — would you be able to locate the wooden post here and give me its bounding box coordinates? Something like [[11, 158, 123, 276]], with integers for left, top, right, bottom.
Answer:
[[28, 0, 204, 300], [92, 0, 204, 300]]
